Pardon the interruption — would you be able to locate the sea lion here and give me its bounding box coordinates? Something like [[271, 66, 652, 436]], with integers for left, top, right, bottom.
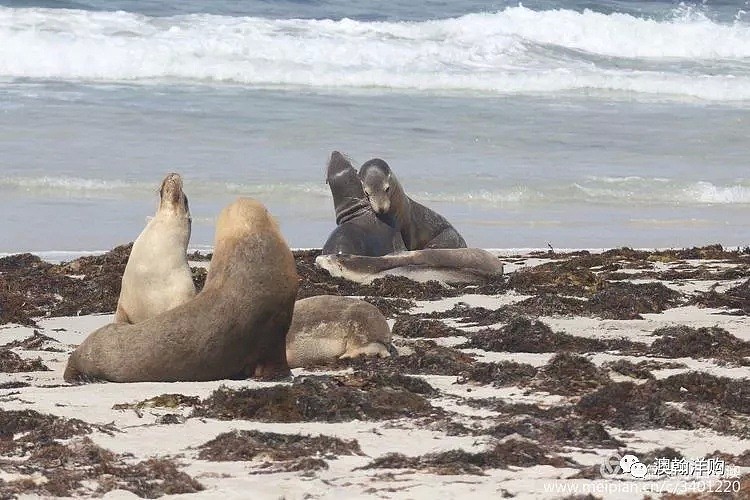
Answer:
[[115, 172, 196, 324], [64, 198, 297, 383], [286, 295, 392, 368], [359, 158, 467, 250], [315, 248, 503, 285], [321, 151, 405, 256]]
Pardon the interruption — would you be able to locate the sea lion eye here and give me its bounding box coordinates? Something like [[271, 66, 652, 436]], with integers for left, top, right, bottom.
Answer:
[[384, 186, 390, 193]]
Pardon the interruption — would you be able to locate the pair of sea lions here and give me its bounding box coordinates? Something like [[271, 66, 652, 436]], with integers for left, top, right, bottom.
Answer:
[[319, 152, 503, 283], [65, 196, 298, 382], [65, 173, 391, 383], [322, 151, 405, 256]]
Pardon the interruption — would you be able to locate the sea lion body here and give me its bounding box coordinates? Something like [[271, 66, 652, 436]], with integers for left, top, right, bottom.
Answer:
[[115, 173, 196, 324], [321, 151, 405, 256], [64, 198, 297, 383], [359, 159, 467, 250], [286, 295, 391, 368], [315, 248, 503, 285]]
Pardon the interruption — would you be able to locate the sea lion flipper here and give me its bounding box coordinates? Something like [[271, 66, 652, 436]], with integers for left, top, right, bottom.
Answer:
[[424, 227, 467, 249], [315, 249, 503, 285]]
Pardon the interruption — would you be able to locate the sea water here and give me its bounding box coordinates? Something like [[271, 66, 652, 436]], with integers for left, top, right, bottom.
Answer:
[[1, 0, 749, 256]]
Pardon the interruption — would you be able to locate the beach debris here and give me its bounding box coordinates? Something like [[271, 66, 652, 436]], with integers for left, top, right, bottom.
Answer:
[[362, 438, 572, 475], [603, 359, 655, 379], [0, 408, 199, 497], [331, 339, 538, 387], [587, 281, 682, 319], [0, 437, 202, 498], [0, 244, 131, 326], [427, 283, 680, 321], [529, 353, 611, 396], [461, 316, 641, 354], [197, 429, 363, 463], [0, 349, 49, 372], [363, 296, 416, 317], [650, 325, 750, 364], [191, 266, 207, 291], [1, 330, 63, 352], [112, 393, 201, 411], [576, 372, 750, 436], [391, 316, 465, 338], [192, 374, 436, 422], [483, 401, 623, 448], [691, 278, 750, 315]]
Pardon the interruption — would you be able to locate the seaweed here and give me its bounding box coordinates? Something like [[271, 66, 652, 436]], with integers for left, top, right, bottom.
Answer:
[[192, 374, 436, 423], [197, 430, 362, 462]]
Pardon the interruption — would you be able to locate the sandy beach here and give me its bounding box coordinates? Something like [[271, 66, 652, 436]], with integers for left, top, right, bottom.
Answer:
[[0, 245, 748, 499]]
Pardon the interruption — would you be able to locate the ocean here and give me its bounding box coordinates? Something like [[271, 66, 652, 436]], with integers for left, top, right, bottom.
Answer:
[[1, 0, 749, 257]]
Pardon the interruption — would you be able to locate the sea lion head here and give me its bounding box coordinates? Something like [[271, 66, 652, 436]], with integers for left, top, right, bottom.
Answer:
[[326, 151, 370, 224], [215, 197, 280, 242], [359, 158, 394, 215], [326, 151, 355, 183], [158, 172, 190, 216]]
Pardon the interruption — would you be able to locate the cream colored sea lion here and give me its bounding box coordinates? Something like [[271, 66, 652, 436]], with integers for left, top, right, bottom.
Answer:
[[315, 248, 503, 285], [64, 198, 297, 383], [286, 295, 392, 368], [359, 158, 466, 250], [115, 172, 196, 324]]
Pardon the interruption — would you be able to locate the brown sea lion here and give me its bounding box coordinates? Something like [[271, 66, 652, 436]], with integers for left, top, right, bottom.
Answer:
[[64, 198, 297, 383], [321, 151, 405, 256], [286, 295, 392, 368], [359, 158, 467, 250], [115, 172, 196, 324], [315, 248, 503, 285]]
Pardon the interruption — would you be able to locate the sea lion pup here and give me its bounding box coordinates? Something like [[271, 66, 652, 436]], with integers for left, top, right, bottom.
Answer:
[[64, 198, 298, 383], [115, 172, 196, 324], [286, 295, 392, 368], [321, 151, 405, 256], [315, 248, 503, 285], [359, 158, 467, 250]]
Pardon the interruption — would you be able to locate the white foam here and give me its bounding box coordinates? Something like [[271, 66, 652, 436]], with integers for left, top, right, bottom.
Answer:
[[0, 175, 142, 192], [0, 175, 329, 199], [685, 181, 750, 204], [2, 174, 749, 207], [2, 6, 750, 100]]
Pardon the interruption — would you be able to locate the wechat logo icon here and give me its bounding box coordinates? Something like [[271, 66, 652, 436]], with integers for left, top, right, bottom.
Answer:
[[600, 454, 648, 479]]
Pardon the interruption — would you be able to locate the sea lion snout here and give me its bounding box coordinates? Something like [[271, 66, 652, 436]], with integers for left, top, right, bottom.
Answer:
[[359, 160, 393, 214], [159, 173, 188, 212], [368, 195, 391, 214]]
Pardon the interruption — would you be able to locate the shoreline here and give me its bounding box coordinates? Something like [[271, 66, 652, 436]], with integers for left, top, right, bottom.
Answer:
[[1, 243, 749, 265]]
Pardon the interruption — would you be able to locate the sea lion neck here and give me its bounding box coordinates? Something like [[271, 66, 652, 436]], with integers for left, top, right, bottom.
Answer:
[[326, 157, 371, 224]]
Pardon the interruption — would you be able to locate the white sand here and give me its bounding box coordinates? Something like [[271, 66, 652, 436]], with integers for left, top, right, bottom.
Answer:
[[1, 252, 748, 499]]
